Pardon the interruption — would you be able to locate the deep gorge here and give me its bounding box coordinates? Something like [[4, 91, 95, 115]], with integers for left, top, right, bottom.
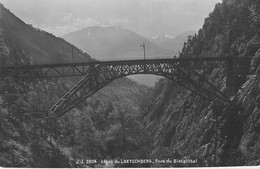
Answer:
[[1, 0, 260, 167]]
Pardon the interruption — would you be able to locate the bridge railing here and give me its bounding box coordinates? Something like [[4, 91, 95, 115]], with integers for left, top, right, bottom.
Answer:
[[1, 56, 245, 69], [96, 56, 175, 62]]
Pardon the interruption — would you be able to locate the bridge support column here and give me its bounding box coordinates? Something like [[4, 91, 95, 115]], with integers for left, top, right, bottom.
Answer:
[[226, 58, 238, 97], [226, 57, 252, 97]]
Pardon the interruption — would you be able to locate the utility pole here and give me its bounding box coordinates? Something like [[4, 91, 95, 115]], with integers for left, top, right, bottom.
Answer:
[[72, 45, 75, 75], [72, 45, 74, 63], [140, 43, 146, 60]]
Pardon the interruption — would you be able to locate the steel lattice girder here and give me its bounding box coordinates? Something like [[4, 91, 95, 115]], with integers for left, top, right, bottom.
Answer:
[[50, 60, 232, 117], [1, 63, 93, 79], [0, 57, 251, 79], [0, 57, 252, 117]]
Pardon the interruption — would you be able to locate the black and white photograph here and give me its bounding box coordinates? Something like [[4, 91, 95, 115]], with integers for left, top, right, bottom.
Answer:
[[0, 0, 260, 168]]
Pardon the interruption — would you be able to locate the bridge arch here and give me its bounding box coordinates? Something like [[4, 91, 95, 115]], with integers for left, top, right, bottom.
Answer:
[[1, 57, 252, 117], [50, 60, 231, 117]]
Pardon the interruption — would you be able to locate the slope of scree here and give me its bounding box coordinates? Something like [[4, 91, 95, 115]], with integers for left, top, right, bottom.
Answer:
[[140, 0, 260, 166]]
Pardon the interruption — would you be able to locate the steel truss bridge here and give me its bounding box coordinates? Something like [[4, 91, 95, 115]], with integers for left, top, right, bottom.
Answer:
[[0, 56, 252, 117]]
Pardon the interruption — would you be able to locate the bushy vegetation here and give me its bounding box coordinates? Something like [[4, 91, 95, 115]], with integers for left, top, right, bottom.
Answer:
[[2, 0, 260, 167], [0, 74, 154, 167], [140, 0, 260, 167]]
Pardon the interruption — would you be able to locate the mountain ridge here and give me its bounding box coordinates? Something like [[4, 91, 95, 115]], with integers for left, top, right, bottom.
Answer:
[[62, 26, 192, 86], [150, 31, 196, 56], [62, 26, 173, 60], [0, 3, 92, 66], [0, 4, 154, 167], [141, 0, 260, 166]]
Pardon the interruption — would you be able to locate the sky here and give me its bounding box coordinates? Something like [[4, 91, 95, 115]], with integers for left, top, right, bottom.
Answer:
[[0, 0, 222, 37]]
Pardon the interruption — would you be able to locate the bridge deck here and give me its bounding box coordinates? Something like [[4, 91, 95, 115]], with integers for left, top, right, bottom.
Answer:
[[0, 56, 252, 79], [1, 56, 237, 69], [0, 56, 253, 116]]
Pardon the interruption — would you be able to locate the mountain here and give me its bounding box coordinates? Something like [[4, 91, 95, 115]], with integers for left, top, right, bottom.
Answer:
[[2, 0, 260, 167], [0, 4, 153, 167], [63, 26, 172, 60], [150, 31, 196, 56], [141, 0, 260, 166], [63, 26, 176, 86], [150, 33, 176, 43], [0, 4, 92, 66], [62, 28, 194, 87]]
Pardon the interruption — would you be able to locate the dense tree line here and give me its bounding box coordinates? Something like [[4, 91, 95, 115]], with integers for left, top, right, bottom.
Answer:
[[0, 74, 157, 167]]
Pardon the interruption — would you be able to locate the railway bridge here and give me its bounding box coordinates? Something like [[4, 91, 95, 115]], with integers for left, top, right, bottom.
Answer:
[[0, 56, 252, 117]]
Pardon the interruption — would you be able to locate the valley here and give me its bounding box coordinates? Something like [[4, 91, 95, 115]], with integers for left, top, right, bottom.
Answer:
[[62, 26, 191, 87], [1, 0, 260, 168]]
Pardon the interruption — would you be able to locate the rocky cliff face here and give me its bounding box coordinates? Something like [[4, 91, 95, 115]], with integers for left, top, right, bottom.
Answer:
[[141, 0, 260, 166]]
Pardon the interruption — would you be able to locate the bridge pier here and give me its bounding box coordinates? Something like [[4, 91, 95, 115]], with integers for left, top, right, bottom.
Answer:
[[226, 58, 238, 97], [225, 57, 251, 97]]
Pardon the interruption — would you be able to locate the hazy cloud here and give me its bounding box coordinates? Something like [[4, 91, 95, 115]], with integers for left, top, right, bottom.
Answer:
[[40, 16, 106, 36], [108, 18, 129, 26]]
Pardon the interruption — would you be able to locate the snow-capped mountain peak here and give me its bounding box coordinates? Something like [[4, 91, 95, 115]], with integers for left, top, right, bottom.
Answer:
[[151, 33, 176, 42]]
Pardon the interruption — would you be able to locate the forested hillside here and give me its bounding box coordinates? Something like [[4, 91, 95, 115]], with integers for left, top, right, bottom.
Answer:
[[1, 0, 260, 167], [0, 4, 153, 167], [141, 0, 260, 166], [0, 3, 92, 65]]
